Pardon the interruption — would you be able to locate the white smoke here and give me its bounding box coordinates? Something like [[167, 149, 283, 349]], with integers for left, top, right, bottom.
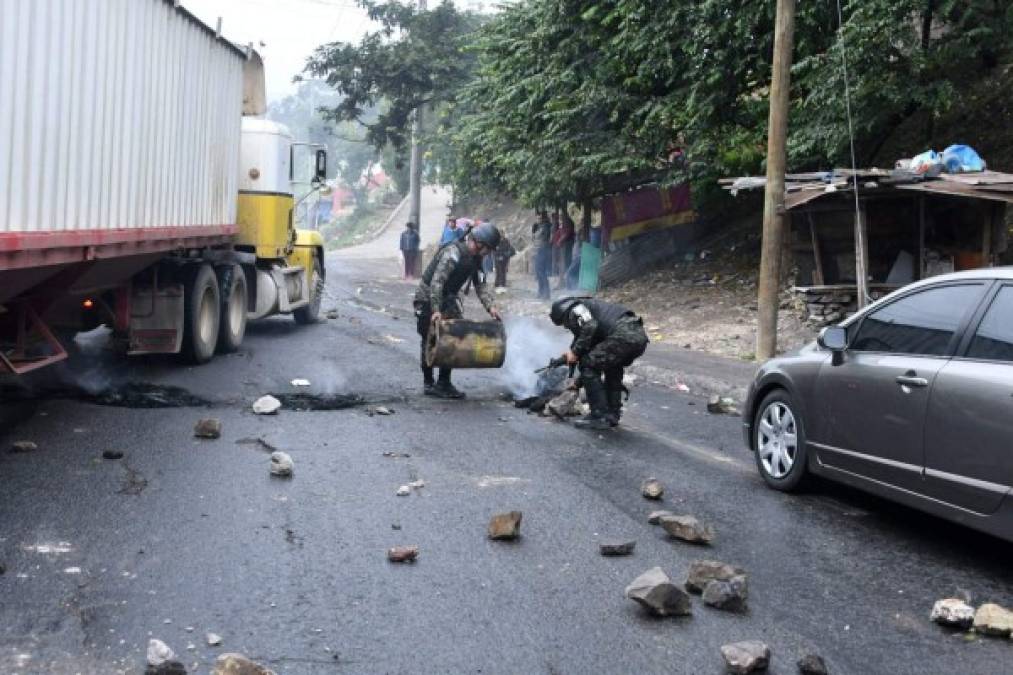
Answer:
[[500, 316, 570, 398]]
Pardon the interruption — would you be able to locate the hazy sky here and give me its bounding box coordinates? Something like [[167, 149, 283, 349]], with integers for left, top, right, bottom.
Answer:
[[182, 0, 492, 103]]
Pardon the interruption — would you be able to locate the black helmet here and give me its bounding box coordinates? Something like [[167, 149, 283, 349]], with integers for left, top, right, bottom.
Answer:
[[550, 296, 588, 325], [469, 222, 502, 250]]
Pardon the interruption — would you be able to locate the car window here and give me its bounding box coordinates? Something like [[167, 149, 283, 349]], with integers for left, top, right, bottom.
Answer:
[[967, 286, 1013, 362], [850, 284, 982, 356]]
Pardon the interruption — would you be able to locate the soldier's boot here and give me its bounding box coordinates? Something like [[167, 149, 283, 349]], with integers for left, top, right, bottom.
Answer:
[[605, 389, 623, 427], [574, 378, 611, 430], [431, 368, 465, 399], [422, 367, 437, 396]]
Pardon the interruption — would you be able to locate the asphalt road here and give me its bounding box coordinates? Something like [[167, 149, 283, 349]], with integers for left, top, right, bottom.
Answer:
[[2, 218, 1013, 673]]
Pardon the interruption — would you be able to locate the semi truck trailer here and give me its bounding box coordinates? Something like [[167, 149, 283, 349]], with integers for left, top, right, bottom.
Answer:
[[0, 0, 327, 374]]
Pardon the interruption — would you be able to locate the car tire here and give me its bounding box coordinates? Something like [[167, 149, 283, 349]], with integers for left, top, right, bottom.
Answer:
[[753, 389, 809, 492], [180, 263, 220, 365], [216, 263, 247, 353]]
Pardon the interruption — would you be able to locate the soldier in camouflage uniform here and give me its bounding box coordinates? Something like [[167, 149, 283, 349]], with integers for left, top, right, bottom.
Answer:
[[414, 223, 503, 398], [550, 297, 649, 429]]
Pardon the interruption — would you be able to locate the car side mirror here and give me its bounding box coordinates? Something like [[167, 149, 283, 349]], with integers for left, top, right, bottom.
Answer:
[[818, 326, 848, 365]]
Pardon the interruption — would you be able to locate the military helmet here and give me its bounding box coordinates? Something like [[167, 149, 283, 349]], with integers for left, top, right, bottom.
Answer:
[[550, 296, 588, 325], [469, 222, 502, 251]]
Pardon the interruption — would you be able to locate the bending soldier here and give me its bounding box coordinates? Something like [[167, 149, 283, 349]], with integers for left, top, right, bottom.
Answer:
[[550, 297, 649, 429], [414, 223, 503, 398]]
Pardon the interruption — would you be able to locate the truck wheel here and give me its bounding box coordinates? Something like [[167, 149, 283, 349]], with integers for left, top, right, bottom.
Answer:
[[293, 258, 323, 325], [181, 264, 220, 364], [216, 263, 247, 353]]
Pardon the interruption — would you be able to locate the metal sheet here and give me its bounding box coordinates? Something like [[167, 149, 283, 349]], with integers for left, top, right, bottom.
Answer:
[[0, 0, 245, 234], [895, 181, 1013, 204]]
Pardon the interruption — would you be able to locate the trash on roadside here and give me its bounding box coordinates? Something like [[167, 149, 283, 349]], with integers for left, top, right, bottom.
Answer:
[[387, 545, 419, 563], [269, 451, 294, 477], [675, 383, 690, 393], [252, 395, 282, 415], [290, 378, 311, 387], [194, 418, 222, 439], [624, 567, 692, 617], [487, 511, 522, 540], [659, 515, 715, 544], [641, 478, 665, 500], [720, 640, 770, 674]]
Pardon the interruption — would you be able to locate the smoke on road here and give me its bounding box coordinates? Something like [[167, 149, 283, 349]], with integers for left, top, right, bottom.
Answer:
[[499, 316, 569, 398]]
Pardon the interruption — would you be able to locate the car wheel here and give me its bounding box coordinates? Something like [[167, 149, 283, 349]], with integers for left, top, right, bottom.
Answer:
[[753, 389, 809, 491]]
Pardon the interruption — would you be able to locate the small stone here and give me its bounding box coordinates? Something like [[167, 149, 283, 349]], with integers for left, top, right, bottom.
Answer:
[[797, 653, 829, 675], [206, 632, 223, 646], [685, 559, 746, 593], [648, 510, 674, 525], [147, 639, 175, 667], [624, 566, 692, 617], [269, 451, 293, 477], [973, 603, 1013, 636], [387, 545, 419, 563], [145, 661, 187, 675], [252, 395, 281, 415], [290, 379, 311, 387], [660, 515, 715, 544], [194, 418, 222, 439], [641, 478, 664, 500], [702, 574, 749, 612], [930, 598, 975, 628], [707, 395, 738, 415], [102, 449, 125, 460], [371, 406, 393, 416], [600, 540, 636, 556], [211, 653, 276, 675], [325, 310, 339, 320], [720, 640, 770, 674], [546, 389, 583, 418], [396, 485, 411, 496], [10, 441, 37, 453], [408, 480, 425, 489], [487, 511, 523, 540]]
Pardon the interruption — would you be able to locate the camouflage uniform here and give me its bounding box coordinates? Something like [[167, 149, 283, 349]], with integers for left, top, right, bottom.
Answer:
[[414, 239, 496, 390], [562, 298, 649, 424]]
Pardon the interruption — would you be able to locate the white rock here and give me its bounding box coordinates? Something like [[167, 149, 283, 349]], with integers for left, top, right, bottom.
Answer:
[[147, 639, 175, 666], [409, 480, 425, 489], [290, 379, 311, 387], [253, 395, 282, 415], [396, 485, 411, 496], [269, 451, 294, 477], [206, 632, 223, 646], [930, 598, 975, 628]]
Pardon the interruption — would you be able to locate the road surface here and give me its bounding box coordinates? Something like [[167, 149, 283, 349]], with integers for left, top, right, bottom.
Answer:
[[1, 199, 1012, 674]]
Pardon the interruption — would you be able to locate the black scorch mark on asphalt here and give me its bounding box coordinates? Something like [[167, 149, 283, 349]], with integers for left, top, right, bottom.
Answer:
[[267, 393, 366, 411], [0, 383, 209, 408]]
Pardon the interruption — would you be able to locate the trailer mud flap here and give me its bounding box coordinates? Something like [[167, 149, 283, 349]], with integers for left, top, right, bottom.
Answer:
[[128, 283, 184, 355]]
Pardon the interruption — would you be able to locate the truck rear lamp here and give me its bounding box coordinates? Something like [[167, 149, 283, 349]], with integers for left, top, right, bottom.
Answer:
[[83, 299, 95, 309]]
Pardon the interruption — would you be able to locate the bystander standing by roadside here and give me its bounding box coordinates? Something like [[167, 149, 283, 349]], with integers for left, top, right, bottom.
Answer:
[[531, 210, 553, 299], [494, 234, 516, 287], [399, 221, 421, 280]]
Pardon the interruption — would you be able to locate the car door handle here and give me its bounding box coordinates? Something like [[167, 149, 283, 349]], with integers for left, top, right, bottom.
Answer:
[[895, 375, 929, 388]]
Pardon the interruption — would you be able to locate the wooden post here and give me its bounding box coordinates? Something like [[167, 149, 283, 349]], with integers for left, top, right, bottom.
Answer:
[[807, 211, 825, 286], [855, 202, 869, 309], [756, 0, 797, 360]]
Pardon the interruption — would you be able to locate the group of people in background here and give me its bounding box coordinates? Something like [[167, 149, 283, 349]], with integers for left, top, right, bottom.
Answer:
[[400, 216, 516, 287], [532, 210, 585, 299]]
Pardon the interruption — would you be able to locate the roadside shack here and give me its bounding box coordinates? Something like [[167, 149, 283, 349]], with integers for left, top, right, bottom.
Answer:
[[723, 169, 1013, 324]]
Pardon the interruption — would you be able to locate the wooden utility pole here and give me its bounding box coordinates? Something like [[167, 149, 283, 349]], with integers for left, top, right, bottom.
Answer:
[[756, 0, 797, 361], [407, 0, 428, 229]]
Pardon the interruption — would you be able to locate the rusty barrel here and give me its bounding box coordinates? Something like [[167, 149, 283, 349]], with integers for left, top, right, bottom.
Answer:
[[426, 318, 507, 369]]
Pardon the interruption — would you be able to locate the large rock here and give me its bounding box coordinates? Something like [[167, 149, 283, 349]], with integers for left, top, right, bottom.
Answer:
[[269, 451, 293, 477], [702, 575, 748, 612], [930, 598, 975, 628], [252, 395, 281, 415], [487, 511, 523, 540], [973, 603, 1013, 637], [194, 418, 222, 439], [648, 510, 674, 525], [147, 639, 175, 666], [660, 515, 715, 544], [797, 653, 829, 675], [624, 567, 692, 617], [641, 478, 665, 500], [211, 653, 276, 675], [685, 560, 745, 594], [720, 640, 770, 674]]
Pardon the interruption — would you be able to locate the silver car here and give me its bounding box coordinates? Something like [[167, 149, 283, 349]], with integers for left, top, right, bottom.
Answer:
[[743, 268, 1013, 541]]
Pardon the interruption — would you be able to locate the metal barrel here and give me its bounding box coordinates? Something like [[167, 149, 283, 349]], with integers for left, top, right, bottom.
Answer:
[[426, 319, 507, 369]]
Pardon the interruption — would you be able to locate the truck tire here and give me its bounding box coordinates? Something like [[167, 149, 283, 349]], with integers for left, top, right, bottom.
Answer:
[[293, 256, 323, 325], [181, 263, 220, 364], [216, 263, 247, 353]]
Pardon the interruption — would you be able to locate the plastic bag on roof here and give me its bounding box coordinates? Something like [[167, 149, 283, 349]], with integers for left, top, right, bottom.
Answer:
[[941, 144, 986, 173], [909, 150, 943, 175]]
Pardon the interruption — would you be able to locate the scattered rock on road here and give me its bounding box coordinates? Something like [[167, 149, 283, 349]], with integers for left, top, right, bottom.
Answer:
[[707, 396, 738, 415], [290, 378, 311, 387], [382, 451, 411, 458], [325, 309, 339, 320], [10, 441, 37, 453], [396, 485, 411, 496], [206, 632, 223, 646], [387, 545, 419, 563], [973, 603, 1013, 636], [409, 479, 425, 489], [797, 653, 829, 675], [194, 418, 222, 439], [145, 661, 187, 675], [547, 389, 585, 418], [930, 598, 975, 628], [600, 540, 636, 556], [641, 478, 665, 500], [269, 451, 294, 477], [702, 575, 749, 612], [648, 510, 674, 525], [367, 405, 394, 416], [252, 395, 282, 415], [720, 640, 770, 674], [147, 639, 175, 666], [102, 449, 125, 460], [624, 567, 692, 617], [685, 560, 746, 594], [211, 653, 276, 675], [660, 515, 715, 544], [487, 511, 523, 540]]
